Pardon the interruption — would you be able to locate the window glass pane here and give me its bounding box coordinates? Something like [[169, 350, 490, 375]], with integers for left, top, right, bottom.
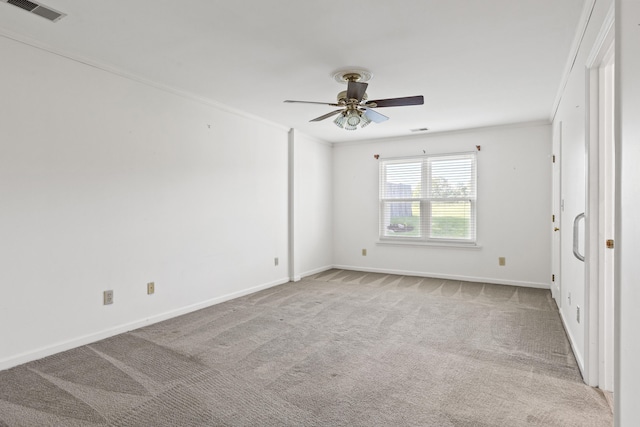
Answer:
[[383, 201, 421, 237], [379, 153, 476, 243], [383, 161, 421, 199], [430, 201, 472, 239], [428, 157, 474, 198]]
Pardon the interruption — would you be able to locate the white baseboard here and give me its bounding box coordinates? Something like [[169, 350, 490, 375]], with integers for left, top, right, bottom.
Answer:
[[0, 276, 290, 372], [331, 264, 550, 289], [559, 308, 585, 378], [1, 265, 550, 372], [297, 265, 334, 281]]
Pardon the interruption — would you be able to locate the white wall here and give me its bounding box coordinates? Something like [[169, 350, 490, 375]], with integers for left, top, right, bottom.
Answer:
[[333, 123, 552, 287], [290, 130, 333, 280], [551, 0, 613, 375], [0, 37, 290, 369], [615, 1, 640, 425]]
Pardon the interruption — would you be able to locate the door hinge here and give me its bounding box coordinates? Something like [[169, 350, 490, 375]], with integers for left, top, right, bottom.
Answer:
[[552, 274, 555, 282], [606, 239, 614, 249], [552, 214, 555, 222], [552, 154, 556, 163]]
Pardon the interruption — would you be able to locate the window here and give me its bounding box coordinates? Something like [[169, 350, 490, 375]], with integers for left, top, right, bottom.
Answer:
[[379, 152, 477, 244]]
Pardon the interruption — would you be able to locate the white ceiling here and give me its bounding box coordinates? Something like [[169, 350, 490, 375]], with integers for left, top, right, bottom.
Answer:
[[0, 0, 586, 143]]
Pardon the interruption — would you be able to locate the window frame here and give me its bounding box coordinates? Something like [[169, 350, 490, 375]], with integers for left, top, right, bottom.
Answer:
[[378, 152, 477, 245]]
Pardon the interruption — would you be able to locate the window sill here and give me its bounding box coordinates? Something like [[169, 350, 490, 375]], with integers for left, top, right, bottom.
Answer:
[[377, 239, 482, 249]]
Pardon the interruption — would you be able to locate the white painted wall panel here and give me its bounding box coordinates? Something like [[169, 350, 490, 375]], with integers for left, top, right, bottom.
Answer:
[[0, 37, 290, 369], [333, 123, 552, 287], [291, 131, 333, 279]]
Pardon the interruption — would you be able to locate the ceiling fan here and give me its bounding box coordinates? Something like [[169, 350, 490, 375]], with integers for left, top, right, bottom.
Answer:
[[284, 71, 424, 130]]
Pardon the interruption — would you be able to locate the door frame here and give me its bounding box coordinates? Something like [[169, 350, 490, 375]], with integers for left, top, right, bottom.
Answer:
[[584, 7, 615, 389], [597, 43, 615, 392], [551, 123, 562, 305]]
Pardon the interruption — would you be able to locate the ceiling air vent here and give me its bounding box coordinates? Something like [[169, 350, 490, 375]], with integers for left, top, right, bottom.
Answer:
[[2, 0, 66, 22]]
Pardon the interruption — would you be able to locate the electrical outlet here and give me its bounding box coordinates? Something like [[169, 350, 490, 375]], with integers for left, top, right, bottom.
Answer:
[[274, 257, 279, 266], [362, 249, 367, 256], [577, 306, 580, 323], [147, 282, 155, 295], [103, 290, 113, 305], [498, 257, 505, 266]]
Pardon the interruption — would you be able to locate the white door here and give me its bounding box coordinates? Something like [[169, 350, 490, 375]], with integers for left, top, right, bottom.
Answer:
[[558, 97, 587, 374]]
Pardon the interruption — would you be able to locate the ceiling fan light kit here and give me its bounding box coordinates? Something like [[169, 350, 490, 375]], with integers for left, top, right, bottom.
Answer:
[[285, 69, 424, 131], [334, 109, 371, 130]]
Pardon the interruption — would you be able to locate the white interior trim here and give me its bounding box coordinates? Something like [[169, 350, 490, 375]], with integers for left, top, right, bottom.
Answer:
[[297, 265, 335, 281], [550, 0, 598, 122], [376, 241, 482, 249], [0, 31, 289, 134], [332, 265, 550, 289], [559, 308, 586, 376], [334, 120, 551, 148], [586, 4, 616, 67], [288, 129, 296, 281], [583, 7, 615, 388], [0, 276, 290, 372]]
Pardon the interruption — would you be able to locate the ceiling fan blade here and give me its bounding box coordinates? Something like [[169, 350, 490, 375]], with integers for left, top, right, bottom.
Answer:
[[363, 108, 389, 123], [310, 109, 344, 122], [347, 81, 368, 102], [284, 100, 340, 106], [366, 95, 424, 108]]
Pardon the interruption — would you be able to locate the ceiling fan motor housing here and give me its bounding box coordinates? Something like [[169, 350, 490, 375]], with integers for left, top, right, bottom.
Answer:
[[337, 90, 367, 105]]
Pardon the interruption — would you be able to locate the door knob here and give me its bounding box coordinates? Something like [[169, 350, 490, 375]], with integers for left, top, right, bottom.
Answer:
[[554, 227, 560, 231]]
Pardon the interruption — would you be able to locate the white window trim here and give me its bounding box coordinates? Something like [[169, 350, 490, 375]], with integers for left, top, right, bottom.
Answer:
[[376, 240, 482, 249], [378, 152, 477, 245]]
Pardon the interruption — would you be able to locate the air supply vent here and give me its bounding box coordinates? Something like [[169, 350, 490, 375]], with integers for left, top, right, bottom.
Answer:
[[2, 0, 66, 22]]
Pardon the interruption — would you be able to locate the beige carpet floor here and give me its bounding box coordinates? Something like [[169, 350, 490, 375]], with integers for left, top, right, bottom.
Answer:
[[0, 269, 613, 426]]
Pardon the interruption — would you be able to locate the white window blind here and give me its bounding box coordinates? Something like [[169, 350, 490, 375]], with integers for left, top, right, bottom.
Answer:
[[379, 152, 477, 243]]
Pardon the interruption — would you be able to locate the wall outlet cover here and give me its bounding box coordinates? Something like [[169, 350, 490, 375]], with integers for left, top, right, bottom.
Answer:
[[103, 290, 113, 305]]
